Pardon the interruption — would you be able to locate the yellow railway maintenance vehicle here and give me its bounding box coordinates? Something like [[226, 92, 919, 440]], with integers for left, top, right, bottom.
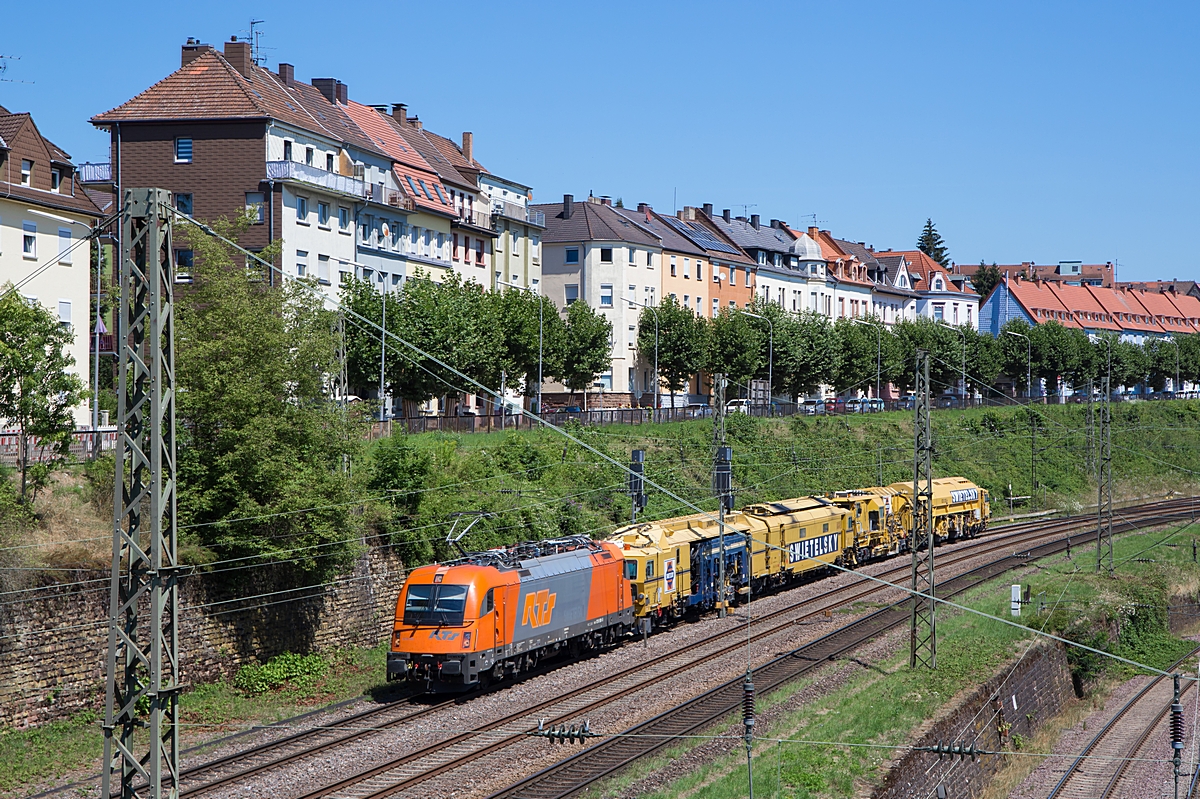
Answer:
[[885, 477, 991, 544]]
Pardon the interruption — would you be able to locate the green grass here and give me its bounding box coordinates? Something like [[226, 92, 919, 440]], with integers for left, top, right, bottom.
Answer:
[[0, 645, 390, 796]]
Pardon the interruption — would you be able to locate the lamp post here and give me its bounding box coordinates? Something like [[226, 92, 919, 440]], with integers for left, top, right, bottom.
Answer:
[[498, 279, 543, 416], [623, 294, 659, 418], [1170, 336, 1180, 396], [852, 317, 883, 401], [940, 320, 967, 402], [1006, 329, 1035, 499], [738, 309, 773, 413]]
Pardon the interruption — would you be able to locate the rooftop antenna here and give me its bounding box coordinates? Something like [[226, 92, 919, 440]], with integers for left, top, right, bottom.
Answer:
[[0, 55, 33, 84], [736, 203, 757, 220], [239, 20, 271, 66], [799, 213, 825, 227]]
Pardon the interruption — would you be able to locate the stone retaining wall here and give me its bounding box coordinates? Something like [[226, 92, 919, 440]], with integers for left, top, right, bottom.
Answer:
[[874, 643, 1075, 799], [0, 538, 405, 728]]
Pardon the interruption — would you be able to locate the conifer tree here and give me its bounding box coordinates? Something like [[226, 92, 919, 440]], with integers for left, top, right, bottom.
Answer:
[[917, 218, 951, 267]]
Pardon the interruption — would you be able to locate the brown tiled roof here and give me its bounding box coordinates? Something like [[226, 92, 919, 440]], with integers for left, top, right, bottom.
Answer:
[[1165, 292, 1200, 328], [1118, 280, 1200, 298], [393, 123, 474, 192], [0, 181, 104, 218], [955, 261, 1115, 288], [0, 112, 29, 149], [92, 50, 334, 135], [423, 129, 486, 175], [277, 80, 388, 159], [532, 200, 661, 247], [339, 102, 452, 216], [612, 207, 707, 257]]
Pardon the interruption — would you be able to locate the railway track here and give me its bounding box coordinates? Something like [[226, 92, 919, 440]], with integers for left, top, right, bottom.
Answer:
[[1045, 646, 1200, 799], [276, 497, 1199, 799], [489, 497, 1200, 799]]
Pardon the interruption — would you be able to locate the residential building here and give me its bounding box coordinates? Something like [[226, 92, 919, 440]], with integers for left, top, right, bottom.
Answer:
[[0, 105, 103, 428], [90, 38, 417, 302], [867, 250, 921, 325], [532, 195, 663, 405], [883, 250, 979, 329], [1116, 280, 1200, 300], [813, 233, 878, 321], [953, 260, 1116, 288], [685, 207, 759, 312]]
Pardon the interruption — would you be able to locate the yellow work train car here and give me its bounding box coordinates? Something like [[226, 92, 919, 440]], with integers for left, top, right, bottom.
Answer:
[[825, 487, 906, 565], [886, 477, 990, 543], [741, 497, 851, 589]]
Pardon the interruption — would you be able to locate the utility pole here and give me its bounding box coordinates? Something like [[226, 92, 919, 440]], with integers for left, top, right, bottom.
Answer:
[[1085, 378, 1095, 478], [910, 349, 936, 669], [103, 188, 180, 799], [713, 374, 732, 618], [628, 449, 647, 523], [1172, 674, 1185, 799], [1097, 375, 1113, 576], [379, 288, 387, 424]]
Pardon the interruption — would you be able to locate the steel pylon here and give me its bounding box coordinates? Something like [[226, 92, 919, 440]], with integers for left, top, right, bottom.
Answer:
[[102, 188, 180, 799], [910, 349, 936, 669], [1097, 376, 1113, 575]]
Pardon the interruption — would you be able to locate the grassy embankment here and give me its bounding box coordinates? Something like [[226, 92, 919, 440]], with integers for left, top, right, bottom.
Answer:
[[582, 523, 1200, 799]]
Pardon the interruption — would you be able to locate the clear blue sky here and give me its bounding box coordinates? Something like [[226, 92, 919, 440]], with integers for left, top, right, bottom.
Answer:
[[4, 1, 1196, 282]]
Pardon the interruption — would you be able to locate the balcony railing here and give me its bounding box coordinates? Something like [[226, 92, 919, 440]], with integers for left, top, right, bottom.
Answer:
[[79, 162, 112, 184], [491, 200, 545, 227], [365, 183, 415, 210], [267, 161, 365, 198], [454, 208, 491, 229]]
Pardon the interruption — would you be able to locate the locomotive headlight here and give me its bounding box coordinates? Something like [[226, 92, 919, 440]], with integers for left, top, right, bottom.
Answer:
[[391, 629, 403, 649]]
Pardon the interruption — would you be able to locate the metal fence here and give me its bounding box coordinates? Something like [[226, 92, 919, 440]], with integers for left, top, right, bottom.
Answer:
[[0, 429, 119, 467]]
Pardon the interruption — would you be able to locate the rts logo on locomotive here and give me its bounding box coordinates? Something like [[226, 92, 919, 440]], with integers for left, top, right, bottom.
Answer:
[[522, 589, 557, 628]]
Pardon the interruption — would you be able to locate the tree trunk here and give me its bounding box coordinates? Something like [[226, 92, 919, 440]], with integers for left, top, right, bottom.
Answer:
[[18, 428, 27, 503]]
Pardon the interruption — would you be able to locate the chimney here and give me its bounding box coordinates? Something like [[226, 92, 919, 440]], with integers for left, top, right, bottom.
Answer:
[[278, 63, 294, 85], [313, 78, 338, 104], [750, 214, 760, 230], [600, 196, 612, 206], [808, 226, 819, 238], [462, 132, 473, 164], [722, 209, 731, 223], [683, 206, 696, 221], [563, 194, 573, 219], [223, 38, 252, 77], [336, 82, 348, 104], [702, 203, 713, 217], [410, 116, 422, 130], [181, 39, 213, 68], [391, 104, 407, 124], [770, 219, 780, 229]]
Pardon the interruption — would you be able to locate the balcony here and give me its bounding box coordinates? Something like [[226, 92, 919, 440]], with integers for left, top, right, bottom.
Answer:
[[454, 208, 492, 230], [79, 162, 112, 184], [365, 183, 415, 210], [91, 333, 115, 354], [267, 161, 365, 199], [491, 200, 545, 228]]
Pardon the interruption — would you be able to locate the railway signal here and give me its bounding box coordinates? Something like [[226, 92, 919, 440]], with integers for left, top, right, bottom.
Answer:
[[628, 449, 647, 522]]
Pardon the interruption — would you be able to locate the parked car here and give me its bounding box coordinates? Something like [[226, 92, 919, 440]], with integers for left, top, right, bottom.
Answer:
[[897, 395, 917, 411], [726, 399, 752, 415], [801, 399, 825, 416], [936, 394, 961, 409], [845, 398, 865, 413], [825, 397, 847, 414], [865, 398, 885, 413], [563, 405, 583, 413]]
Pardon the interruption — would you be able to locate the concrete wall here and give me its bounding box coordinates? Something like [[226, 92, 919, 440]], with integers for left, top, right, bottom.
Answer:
[[874, 643, 1075, 799], [0, 539, 405, 728]]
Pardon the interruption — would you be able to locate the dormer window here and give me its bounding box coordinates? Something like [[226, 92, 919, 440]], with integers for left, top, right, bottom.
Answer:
[[50, 169, 62, 193], [20, 160, 32, 186]]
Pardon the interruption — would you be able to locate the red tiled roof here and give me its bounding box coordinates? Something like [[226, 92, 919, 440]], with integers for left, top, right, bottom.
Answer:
[[1043, 282, 1122, 332], [1084, 286, 1164, 334], [1165, 292, 1200, 329], [1006, 277, 1083, 328], [888, 250, 972, 295], [339, 102, 452, 216], [1134, 288, 1198, 335]]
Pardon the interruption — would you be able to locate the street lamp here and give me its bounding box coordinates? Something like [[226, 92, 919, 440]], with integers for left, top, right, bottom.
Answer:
[[28, 209, 101, 451], [852, 317, 883, 401], [1169, 336, 1181, 395], [939, 320, 967, 401], [737, 309, 773, 413], [623, 294, 659, 418], [498, 279, 544, 416], [1005, 329, 1032, 402]]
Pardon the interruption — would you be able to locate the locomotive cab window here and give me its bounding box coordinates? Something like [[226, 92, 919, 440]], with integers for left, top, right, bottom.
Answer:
[[403, 584, 468, 626], [646, 561, 655, 579], [624, 560, 638, 580], [481, 588, 494, 616], [869, 511, 880, 531]]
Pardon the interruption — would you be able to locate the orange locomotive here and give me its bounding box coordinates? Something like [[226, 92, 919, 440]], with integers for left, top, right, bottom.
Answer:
[[387, 536, 634, 692]]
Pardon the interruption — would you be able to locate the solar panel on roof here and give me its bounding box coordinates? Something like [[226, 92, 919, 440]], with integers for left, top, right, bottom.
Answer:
[[663, 216, 739, 254]]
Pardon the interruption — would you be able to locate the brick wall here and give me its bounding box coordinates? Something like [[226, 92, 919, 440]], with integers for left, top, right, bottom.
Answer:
[[874, 643, 1075, 799], [0, 540, 405, 728]]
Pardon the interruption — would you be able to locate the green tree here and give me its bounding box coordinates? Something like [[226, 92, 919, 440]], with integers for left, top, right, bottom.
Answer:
[[1178, 334, 1200, 387], [890, 317, 962, 394], [559, 300, 612, 404], [177, 218, 366, 581], [367, 433, 430, 518], [832, 316, 882, 394], [964, 327, 1003, 394], [916, 218, 950, 267], [495, 289, 564, 402], [1029, 321, 1081, 398], [999, 319, 1035, 395], [971, 262, 1002, 301], [1109, 339, 1149, 391], [0, 286, 84, 502], [773, 310, 837, 399], [707, 308, 763, 396], [644, 297, 708, 407], [1144, 337, 1181, 392]]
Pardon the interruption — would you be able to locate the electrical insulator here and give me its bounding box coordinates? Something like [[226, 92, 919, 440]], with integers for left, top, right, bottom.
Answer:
[[742, 676, 755, 741], [1172, 702, 1185, 750]]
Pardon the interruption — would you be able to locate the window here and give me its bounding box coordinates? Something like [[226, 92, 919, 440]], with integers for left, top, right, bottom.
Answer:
[[967, 307, 972, 326], [58, 228, 72, 263], [695, 297, 702, 314], [305, 147, 314, 166], [696, 261, 703, 281], [22, 221, 36, 258], [174, 249, 194, 281], [318, 202, 330, 227], [174, 193, 193, 215], [326, 153, 335, 172], [628, 325, 636, 348], [683, 258, 690, 279], [245, 192, 265, 224], [600, 284, 613, 307], [746, 268, 752, 287], [20, 160, 32, 185], [50, 169, 62, 193], [296, 250, 308, 277], [730, 300, 736, 308], [296, 196, 309, 222], [757, 251, 766, 265], [647, 251, 653, 268], [475, 239, 485, 265], [646, 560, 655, 579], [933, 303, 945, 321], [338, 207, 350, 230], [670, 255, 677, 276], [600, 247, 613, 263], [683, 294, 690, 308], [511, 230, 521, 254], [628, 247, 635, 265], [282, 140, 292, 161], [624, 560, 638, 580], [452, 234, 460, 261], [175, 138, 193, 163], [317, 254, 331, 283], [57, 300, 72, 330], [565, 284, 579, 305], [565, 248, 579, 264], [729, 265, 737, 284], [418, 179, 434, 201], [712, 298, 719, 318]]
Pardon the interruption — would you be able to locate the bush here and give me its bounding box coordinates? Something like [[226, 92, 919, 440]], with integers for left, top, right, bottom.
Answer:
[[233, 652, 327, 696]]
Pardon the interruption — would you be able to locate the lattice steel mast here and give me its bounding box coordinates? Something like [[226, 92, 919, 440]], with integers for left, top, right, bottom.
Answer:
[[102, 189, 180, 799], [1097, 375, 1113, 575], [910, 349, 936, 668]]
